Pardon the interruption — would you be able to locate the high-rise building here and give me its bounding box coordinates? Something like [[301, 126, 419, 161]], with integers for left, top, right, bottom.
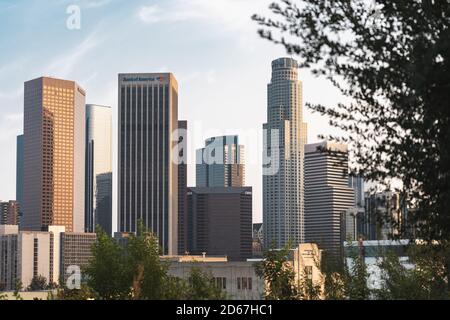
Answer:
[[85, 104, 112, 235], [60, 232, 97, 283], [0, 201, 19, 225], [95, 172, 113, 236], [177, 120, 188, 254], [118, 73, 179, 255], [263, 57, 308, 249], [187, 187, 253, 261], [304, 141, 355, 260], [349, 175, 365, 209], [16, 134, 24, 224], [252, 223, 264, 258], [22, 77, 86, 233], [349, 175, 366, 240], [196, 135, 245, 187], [363, 191, 408, 240]]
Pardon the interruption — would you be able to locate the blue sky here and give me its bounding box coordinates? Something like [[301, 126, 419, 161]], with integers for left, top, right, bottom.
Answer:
[[0, 0, 344, 224]]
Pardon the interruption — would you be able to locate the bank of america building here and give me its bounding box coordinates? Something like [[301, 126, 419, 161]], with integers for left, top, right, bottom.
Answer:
[[118, 73, 179, 255]]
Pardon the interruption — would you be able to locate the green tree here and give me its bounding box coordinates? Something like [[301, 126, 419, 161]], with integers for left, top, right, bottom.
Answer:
[[185, 267, 228, 300], [297, 266, 323, 300], [51, 284, 97, 301], [163, 276, 190, 300], [84, 228, 130, 300], [81, 221, 231, 300], [27, 275, 48, 291], [125, 223, 169, 300], [374, 249, 424, 300], [408, 244, 450, 299], [13, 280, 23, 300], [320, 252, 347, 300], [255, 243, 299, 300], [343, 246, 371, 300]]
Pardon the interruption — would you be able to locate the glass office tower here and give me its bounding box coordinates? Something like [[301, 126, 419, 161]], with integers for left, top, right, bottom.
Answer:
[[196, 135, 245, 187], [118, 73, 179, 255], [85, 104, 112, 235], [22, 77, 86, 232]]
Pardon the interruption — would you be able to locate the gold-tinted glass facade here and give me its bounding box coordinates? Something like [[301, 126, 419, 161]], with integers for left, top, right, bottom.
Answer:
[[23, 77, 85, 233], [42, 84, 75, 231]]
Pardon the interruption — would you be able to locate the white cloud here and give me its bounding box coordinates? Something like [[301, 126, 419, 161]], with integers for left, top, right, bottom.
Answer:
[[56, 0, 113, 9], [85, 0, 112, 8], [137, 0, 268, 32], [138, 5, 162, 24], [138, 4, 203, 24]]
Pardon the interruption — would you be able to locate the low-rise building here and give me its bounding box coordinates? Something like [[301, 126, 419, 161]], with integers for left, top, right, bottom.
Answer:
[[165, 255, 264, 300], [344, 239, 412, 290], [291, 243, 324, 296], [60, 232, 97, 283], [0, 225, 96, 290]]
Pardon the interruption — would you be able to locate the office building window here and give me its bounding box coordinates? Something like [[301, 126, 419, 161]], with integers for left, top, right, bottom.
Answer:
[[237, 277, 252, 290]]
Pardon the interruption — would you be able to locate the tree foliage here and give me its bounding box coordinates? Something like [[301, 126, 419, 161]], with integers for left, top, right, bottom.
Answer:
[[255, 243, 299, 300], [343, 244, 372, 300], [81, 222, 227, 300], [185, 267, 229, 300], [84, 228, 130, 300], [27, 275, 48, 292]]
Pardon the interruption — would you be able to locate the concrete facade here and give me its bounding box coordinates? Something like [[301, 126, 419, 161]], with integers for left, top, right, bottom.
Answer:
[[166, 256, 264, 300], [0, 225, 95, 290]]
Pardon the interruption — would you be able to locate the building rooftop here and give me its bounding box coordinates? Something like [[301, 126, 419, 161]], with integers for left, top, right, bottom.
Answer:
[[188, 187, 252, 194], [162, 255, 228, 263]]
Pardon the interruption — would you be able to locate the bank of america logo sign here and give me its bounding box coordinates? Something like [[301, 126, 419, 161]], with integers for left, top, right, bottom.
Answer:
[[122, 75, 166, 82]]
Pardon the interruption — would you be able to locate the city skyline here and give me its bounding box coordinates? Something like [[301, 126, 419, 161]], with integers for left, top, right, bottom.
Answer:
[[0, 0, 346, 224]]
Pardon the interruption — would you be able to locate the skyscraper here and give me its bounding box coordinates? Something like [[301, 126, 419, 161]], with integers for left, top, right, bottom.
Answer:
[[304, 141, 355, 260], [263, 58, 308, 249], [178, 120, 188, 254], [16, 134, 24, 226], [363, 191, 408, 241], [22, 77, 86, 233], [118, 73, 179, 255], [0, 201, 19, 225], [85, 104, 112, 235], [16, 135, 24, 206], [196, 135, 245, 187], [187, 187, 253, 261]]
